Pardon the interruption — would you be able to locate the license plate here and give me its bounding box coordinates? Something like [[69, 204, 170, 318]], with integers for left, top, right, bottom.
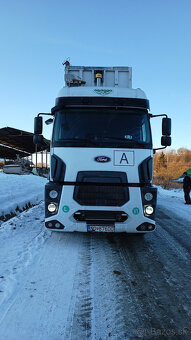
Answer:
[[87, 225, 115, 232]]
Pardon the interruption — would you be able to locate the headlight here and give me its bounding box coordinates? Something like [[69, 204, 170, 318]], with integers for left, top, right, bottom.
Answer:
[[48, 203, 57, 213], [49, 190, 58, 199], [144, 192, 153, 201], [144, 205, 154, 215]]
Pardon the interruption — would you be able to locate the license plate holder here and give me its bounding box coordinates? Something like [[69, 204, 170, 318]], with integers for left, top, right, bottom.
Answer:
[[87, 224, 115, 232]]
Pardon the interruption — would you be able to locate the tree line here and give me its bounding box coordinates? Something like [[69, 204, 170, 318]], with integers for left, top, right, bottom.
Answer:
[[153, 148, 191, 188]]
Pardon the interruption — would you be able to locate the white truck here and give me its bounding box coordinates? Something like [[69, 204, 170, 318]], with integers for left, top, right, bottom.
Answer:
[[34, 62, 171, 233]]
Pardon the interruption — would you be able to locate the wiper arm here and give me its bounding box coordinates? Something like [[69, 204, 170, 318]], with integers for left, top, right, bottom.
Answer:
[[60, 137, 145, 147], [103, 136, 144, 146], [60, 138, 97, 145]]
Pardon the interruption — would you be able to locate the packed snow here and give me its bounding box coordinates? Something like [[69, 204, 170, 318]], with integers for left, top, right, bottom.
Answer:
[[157, 185, 191, 223], [0, 173, 191, 339], [0, 172, 47, 220]]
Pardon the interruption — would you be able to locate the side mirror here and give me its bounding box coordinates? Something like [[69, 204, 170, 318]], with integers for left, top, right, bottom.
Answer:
[[45, 118, 53, 125], [34, 116, 43, 135], [33, 134, 43, 146], [161, 136, 171, 146], [162, 118, 171, 136]]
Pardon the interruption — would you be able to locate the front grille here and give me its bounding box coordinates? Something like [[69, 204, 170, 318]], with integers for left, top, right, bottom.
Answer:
[[73, 171, 129, 206], [73, 210, 128, 222]]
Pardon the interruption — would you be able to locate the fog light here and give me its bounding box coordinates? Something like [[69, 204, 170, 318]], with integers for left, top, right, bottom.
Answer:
[[140, 224, 147, 231], [136, 222, 155, 231], [49, 190, 58, 199], [144, 192, 153, 201], [45, 220, 65, 230], [48, 203, 57, 213], [148, 224, 155, 231], [144, 205, 154, 215]]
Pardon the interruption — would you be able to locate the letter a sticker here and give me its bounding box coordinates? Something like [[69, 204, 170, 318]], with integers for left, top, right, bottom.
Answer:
[[120, 153, 129, 164], [114, 151, 134, 166]]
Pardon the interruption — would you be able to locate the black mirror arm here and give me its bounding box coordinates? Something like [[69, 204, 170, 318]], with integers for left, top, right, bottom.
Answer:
[[153, 146, 167, 154], [37, 112, 53, 117], [149, 113, 168, 118]]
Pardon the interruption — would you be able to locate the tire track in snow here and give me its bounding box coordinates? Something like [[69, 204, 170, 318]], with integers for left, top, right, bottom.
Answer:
[[116, 233, 191, 339], [52, 228, 191, 340], [89, 229, 191, 339], [61, 233, 147, 340], [63, 233, 144, 340], [63, 235, 93, 340], [156, 206, 191, 258]]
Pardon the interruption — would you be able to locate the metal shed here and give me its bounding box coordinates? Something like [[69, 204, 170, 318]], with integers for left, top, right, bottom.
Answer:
[[0, 144, 30, 159], [0, 127, 50, 170], [0, 127, 49, 154]]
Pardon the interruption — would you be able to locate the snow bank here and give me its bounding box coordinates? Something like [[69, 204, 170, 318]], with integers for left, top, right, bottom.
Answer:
[[157, 185, 191, 223], [0, 173, 47, 218], [157, 185, 183, 199]]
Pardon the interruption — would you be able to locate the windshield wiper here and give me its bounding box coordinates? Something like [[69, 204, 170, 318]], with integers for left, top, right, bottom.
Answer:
[[59, 138, 97, 145], [60, 137, 146, 147], [102, 136, 144, 146]]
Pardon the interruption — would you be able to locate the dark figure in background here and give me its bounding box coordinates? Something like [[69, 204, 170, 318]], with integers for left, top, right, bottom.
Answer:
[[183, 172, 191, 204]]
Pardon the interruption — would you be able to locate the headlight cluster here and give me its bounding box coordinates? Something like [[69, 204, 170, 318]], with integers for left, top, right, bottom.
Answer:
[[45, 183, 62, 218], [141, 187, 157, 220], [47, 190, 59, 213]]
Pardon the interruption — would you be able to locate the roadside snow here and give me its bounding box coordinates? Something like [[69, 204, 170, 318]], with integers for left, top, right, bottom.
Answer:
[[0, 173, 47, 218], [157, 185, 191, 223]]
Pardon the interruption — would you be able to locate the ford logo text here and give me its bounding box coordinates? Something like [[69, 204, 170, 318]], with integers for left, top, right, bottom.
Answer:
[[94, 156, 111, 163]]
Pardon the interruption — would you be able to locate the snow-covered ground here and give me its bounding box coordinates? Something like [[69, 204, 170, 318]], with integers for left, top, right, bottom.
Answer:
[[0, 174, 191, 339], [157, 185, 191, 222], [0, 172, 47, 219]]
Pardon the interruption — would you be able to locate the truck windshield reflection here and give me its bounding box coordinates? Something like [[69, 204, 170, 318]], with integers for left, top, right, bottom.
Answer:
[[53, 109, 152, 148]]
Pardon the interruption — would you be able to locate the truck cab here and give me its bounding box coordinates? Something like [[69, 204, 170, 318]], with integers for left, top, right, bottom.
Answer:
[[34, 63, 171, 233]]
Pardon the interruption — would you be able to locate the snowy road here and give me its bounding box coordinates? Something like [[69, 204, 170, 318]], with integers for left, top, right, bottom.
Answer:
[[0, 196, 191, 339]]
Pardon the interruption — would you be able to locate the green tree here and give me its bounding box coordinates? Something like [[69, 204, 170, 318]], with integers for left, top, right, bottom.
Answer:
[[157, 152, 167, 171]]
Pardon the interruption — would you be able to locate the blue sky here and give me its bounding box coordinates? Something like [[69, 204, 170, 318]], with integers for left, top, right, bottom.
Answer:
[[0, 0, 191, 150]]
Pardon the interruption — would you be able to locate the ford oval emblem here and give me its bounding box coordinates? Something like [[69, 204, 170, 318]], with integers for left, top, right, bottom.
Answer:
[[94, 156, 111, 163]]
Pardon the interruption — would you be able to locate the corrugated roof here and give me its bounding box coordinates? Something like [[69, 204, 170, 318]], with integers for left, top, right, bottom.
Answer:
[[0, 127, 50, 155], [0, 144, 30, 159]]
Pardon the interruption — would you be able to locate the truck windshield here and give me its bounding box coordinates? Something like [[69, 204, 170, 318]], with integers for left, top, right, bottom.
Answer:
[[52, 109, 152, 149]]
